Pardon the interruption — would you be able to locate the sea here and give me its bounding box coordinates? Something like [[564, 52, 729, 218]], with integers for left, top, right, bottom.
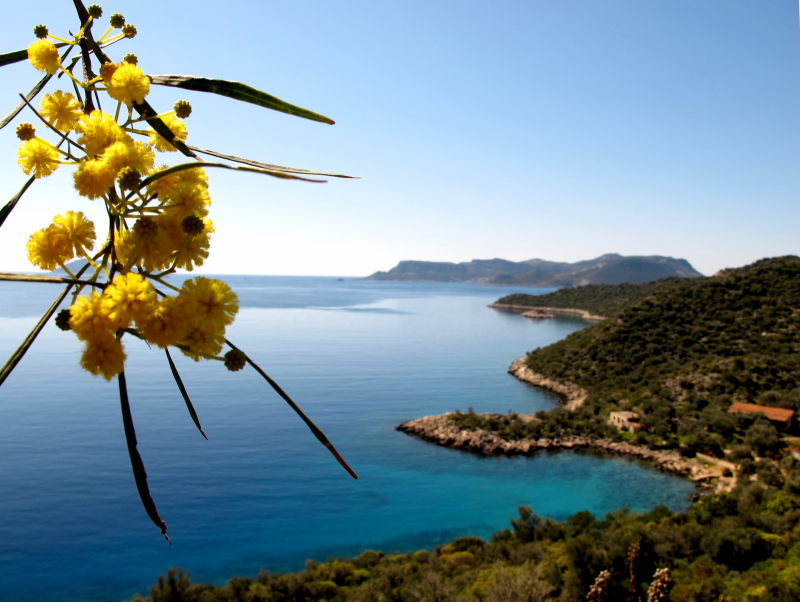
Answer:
[[0, 276, 694, 601]]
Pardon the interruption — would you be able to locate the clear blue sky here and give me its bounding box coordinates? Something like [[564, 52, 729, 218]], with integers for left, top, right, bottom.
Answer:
[[1, 0, 798, 276]]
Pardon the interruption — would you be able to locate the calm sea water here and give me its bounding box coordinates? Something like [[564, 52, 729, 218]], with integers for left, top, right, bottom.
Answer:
[[0, 276, 694, 601]]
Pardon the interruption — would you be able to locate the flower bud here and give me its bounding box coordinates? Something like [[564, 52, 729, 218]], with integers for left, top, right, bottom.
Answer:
[[109, 13, 125, 28], [87, 5, 103, 19], [16, 123, 35, 141], [133, 217, 157, 238], [33, 25, 49, 39], [181, 215, 205, 236], [174, 100, 192, 119], [224, 349, 246, 371], [117, 167, 141, 190], [122, 24, 137, 38], [100, 61, 117, 82], [55, 309, 72, 331], [123, 53, 138, 65]]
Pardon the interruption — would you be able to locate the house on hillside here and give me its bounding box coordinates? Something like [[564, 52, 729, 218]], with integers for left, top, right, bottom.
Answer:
[[609, 411, 643, 433], [728, 402, 795, 432]]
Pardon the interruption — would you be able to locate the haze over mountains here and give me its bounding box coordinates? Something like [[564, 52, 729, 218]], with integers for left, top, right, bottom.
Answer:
[[367, 253, 703, 287]]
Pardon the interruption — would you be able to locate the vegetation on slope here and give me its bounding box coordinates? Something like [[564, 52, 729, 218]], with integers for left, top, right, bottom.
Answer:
[[133, 459, 800, 601], [495, 277, 702, 318], [133, 257, 800, 601]]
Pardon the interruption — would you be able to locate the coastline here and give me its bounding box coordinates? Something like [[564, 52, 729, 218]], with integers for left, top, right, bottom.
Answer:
[[396, 413, 734, 494], [507, 357, 588, 410], [489, 302, 606, 322], [396, 357, 736, 495]]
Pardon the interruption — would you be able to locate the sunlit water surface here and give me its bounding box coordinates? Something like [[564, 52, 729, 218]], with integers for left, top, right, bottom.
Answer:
[[0, 276, 694, 601]]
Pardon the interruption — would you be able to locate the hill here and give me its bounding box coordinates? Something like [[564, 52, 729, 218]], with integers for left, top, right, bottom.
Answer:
[[519, 255, 800, 447], [366, 253, 703, 286], [133, 257, 800, 601], [493, 277, 703, 317]]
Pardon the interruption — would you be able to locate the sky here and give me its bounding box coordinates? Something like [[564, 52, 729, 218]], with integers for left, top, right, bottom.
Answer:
[[0, 0, 797, 276]]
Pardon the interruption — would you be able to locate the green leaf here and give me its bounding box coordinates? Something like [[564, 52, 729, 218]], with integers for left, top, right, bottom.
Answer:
[[1, 44, 75, 130], [150, 75, 335, 125], [0, 49, 28, 67], [0, 75, 51, 130], [0, 176, 35, 229], [118, 372, 170, 540], [165, 348, 208, 440], [225, 339, 358, 480], [0, 272, 100, 287], [0, 43, 68, 69], [0, 261, 92, 387], [0, 284, 69, 387], [139, 161, 325, 189], [188, 146, 356, 179]]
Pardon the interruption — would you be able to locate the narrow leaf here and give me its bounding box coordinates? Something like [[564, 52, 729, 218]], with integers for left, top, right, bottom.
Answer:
[[0, 76, 50, 130], [165, 348, 208, 440], [117, 371, 170, 540], [150, 75, 335, 125], [0, 283, 69, 387], [140, 161, 325, 189], [0, 176, 35, 229], [0, 41, 68, 69], [225, 339, 358, 480], [0, 44, 74, 130], [188, 146, 356, 179], [0, 261, 91, 387], [0, 272, 100, 287], [0, 49, 28, 68]]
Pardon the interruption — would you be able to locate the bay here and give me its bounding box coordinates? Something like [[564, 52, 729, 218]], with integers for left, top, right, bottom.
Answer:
[[0, 276, 694, 601]]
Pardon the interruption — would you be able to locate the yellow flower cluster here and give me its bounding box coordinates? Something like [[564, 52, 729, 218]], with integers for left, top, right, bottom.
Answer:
[[17, 14, 238, 381], [27, 211, 96, 271], [68, 274, 238, 380]]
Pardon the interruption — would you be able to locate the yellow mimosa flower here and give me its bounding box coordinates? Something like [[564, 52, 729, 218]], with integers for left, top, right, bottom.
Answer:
[[27, 39, 60, 74], [80, 334, 127, 380], [101, 272, 157, 330], [69, 291, 115, 343], [137, 296, 188, 348], [26, 225, 71, 270], [18, 137, 59, 178], [162, 182, 211, 219], [174, 230, 210, 271], [106, 62, 150, 106], [180, 277, 238, 331], [180, 324, 225, 361], [147, 165, 208, 199], [148, 114, 187, 152], [76, 110, 126, 157], [73, 157, 116, 199], [40, 91, 83, 132], [52, 211, 96, 257]]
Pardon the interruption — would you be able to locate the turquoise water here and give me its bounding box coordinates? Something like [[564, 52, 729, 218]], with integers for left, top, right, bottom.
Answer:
[[0, 277, 694, 601]]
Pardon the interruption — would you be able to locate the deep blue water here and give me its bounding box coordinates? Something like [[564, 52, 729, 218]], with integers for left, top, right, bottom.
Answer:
[[0, 276, 694, 601]]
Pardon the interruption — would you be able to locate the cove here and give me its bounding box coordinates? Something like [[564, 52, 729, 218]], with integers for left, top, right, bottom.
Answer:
[[0, 277, 695, 602]]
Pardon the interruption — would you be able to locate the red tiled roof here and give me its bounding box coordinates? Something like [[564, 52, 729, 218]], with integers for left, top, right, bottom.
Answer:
[[728, 402, 795, 423]]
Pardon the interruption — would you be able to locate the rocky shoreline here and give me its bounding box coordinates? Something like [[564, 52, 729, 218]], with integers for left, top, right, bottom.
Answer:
[[489, 302, 606, 322], [396, 413, 734, 494], [507, 357, 588, 410]]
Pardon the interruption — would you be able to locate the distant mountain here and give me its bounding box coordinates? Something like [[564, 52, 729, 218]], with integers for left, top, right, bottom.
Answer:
[[366, 253, 703, 286]]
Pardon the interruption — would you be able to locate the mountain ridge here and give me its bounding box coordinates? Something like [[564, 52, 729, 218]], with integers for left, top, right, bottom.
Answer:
[[367, 253, 702, 286]]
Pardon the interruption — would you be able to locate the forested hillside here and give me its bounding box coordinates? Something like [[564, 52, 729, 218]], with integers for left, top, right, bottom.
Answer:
[[495, 277, 701, 317], [519, 256, 800, 450], [132, 257, 800, 601]]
